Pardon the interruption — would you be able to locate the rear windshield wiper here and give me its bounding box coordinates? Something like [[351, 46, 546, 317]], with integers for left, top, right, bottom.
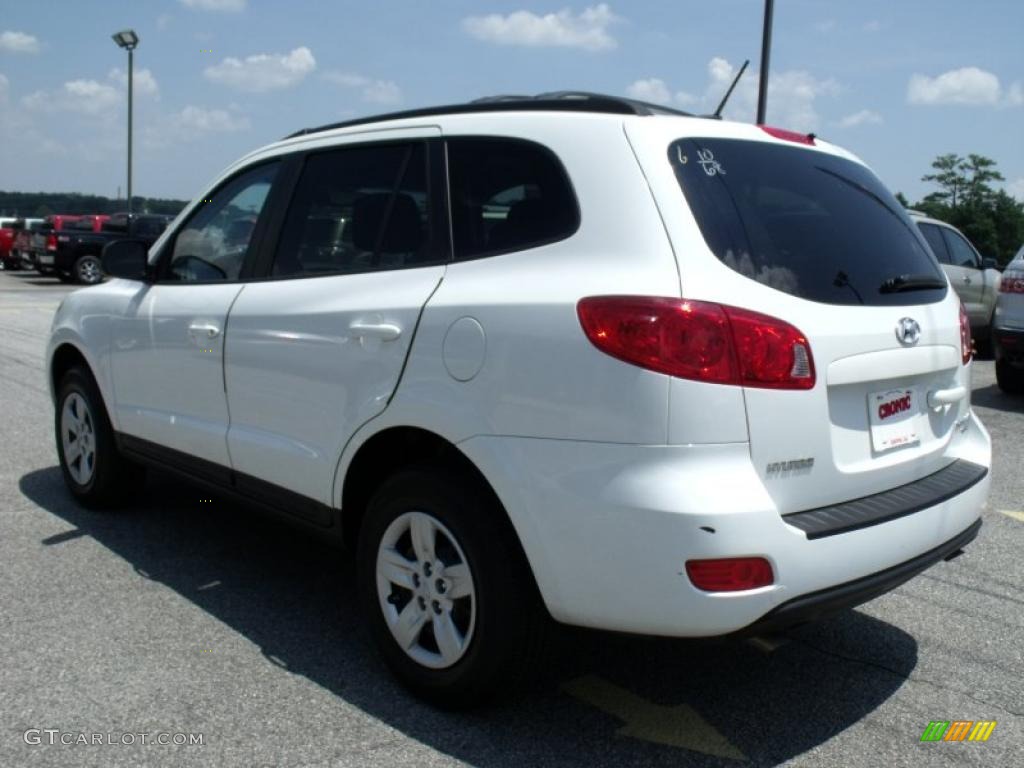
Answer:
[[879, 274, 948, 293]]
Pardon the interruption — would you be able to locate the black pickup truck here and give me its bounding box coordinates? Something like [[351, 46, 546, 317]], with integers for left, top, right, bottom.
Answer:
[[43, 213, 173, 284]]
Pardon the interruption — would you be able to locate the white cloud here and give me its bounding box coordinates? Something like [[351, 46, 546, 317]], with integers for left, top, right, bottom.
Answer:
[[108, 67, 160, 98], [0, 30, 40, 54], [625, 77, 696, 108], [838, 109, 882, 128], [462, 4, 619, 52], [180, 0, 246, 11], [626, 78, 670, 104], [1007, 178, 1024, 203], [324, 71, 402, 104], [863, 20, 882, 32], [204, 46, 315, 92], [705, 56, 839, 132], [23, 79, 121, 115], [0, 73, 8, 100], [1008, 82, 1023, 107], [907, 67, 1002, 106], [145, 105, 250, 148]]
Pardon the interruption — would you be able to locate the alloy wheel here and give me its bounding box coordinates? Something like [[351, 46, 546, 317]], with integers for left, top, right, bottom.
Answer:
[[60, 392, 96, 485]]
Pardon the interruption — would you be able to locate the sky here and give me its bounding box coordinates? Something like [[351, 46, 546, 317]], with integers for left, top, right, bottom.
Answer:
[[1, 0, 1021, 204]]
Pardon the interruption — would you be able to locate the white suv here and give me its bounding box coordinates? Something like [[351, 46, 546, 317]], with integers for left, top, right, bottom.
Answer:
[[47, 94, 991, 707]]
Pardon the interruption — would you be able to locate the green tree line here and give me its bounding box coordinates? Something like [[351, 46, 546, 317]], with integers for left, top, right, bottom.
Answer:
[[0, 191, 189, 218], [898, 153, 1023, 265]]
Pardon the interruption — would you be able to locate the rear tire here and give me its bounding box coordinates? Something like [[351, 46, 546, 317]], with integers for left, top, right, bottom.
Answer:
[[55, 367, 145, 507], [74, 255, 104, 285], [357, 467, 546, 708], [996, 359, 1024, 394]]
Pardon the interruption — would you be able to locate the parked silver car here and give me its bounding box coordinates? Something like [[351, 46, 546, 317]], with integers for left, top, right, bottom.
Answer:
[[993, 245, 1024, 393], [910, 212, 1001, 344]]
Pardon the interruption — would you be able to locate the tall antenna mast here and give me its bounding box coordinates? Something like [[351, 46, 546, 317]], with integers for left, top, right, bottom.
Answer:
[[756, 0, 775, 124]]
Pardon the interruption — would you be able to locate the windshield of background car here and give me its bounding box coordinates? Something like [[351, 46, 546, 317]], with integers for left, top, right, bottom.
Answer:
[[669, 138, 947, 306]]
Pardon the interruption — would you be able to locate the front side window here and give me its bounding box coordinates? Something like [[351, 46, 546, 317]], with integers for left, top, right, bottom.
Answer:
[[447, 138, 579, 260], [165, 162, 278, 282], [670, 138, 946, 305], [271, 142, 432, 277], [942, 229, 980, 269]]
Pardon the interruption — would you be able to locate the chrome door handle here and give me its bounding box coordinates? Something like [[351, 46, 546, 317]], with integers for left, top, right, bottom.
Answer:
[[188, 322, 221, 339], [927, 386, 966, 408], [348, 321, 402, 342]]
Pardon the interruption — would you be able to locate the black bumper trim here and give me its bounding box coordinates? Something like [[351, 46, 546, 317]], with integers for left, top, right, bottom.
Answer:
[[738, 518, 981, 636], [782, 459, 987, 540]]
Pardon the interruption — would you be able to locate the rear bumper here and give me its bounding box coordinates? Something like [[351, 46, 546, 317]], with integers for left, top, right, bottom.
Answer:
[[993, 327, 1024, 365], [738, 518, 981, 635], [459, 409, 990, 637]]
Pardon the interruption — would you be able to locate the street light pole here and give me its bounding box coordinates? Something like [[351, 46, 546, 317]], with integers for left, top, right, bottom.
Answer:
[[756, 0, 774, 125], [111, 29, 139, 216], [127, 44, 133, 216]]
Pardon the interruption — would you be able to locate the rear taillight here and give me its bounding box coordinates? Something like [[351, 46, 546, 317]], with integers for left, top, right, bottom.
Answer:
[[959, 301, 972, 365], [46, 234, 57, 252], [759, 125, 816, 145], [577, 296, 816, 389], [999, 270, 1024, 294], [686, 557, 774, 592]]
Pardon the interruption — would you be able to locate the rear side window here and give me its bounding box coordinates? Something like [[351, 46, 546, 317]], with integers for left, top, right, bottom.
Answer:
[[447, 138, 578, 260], [271, 142, 434, 276], [918, 222, 951, 264], [942, 228, 980, 269], [670, 138, 946, 305]]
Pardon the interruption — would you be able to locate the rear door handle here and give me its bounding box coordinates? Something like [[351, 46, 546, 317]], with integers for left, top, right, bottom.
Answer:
[[962, 275, 972, 284], [188, 322, 221, 339], [927, 386, 967, 408], [348, 321, 402, 342]]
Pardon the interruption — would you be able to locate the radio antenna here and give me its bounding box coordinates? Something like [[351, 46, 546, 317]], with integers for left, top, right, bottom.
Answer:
[[712, 59, 749, 119]]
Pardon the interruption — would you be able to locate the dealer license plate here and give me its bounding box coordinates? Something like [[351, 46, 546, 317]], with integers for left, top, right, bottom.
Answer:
[[868, 388, 920, 452]]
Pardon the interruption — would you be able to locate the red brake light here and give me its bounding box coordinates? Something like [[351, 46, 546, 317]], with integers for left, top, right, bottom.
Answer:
[[686, 557, 774, 592], [577, 296, 816, 389], [759, 125, 815, 145], [46, 234, 57, 251], [959, 301, 972, 365], [999, 270, 1024, 294]]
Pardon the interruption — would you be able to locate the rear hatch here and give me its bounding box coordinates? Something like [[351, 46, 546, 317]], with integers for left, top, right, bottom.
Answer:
[[628, 121, 971, 514]]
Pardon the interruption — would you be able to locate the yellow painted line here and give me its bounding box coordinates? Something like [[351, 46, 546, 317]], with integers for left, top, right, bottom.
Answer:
[[999, 510, 1024, 522], [562, 675, 747, 760]]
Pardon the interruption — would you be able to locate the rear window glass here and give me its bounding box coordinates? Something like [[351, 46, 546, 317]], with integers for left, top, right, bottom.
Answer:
[[670, 138, 946, 305]]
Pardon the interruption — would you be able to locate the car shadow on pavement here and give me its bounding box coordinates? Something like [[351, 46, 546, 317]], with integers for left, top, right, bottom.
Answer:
[[20, 466, 918, 768], [972, 384, 1024, 413]]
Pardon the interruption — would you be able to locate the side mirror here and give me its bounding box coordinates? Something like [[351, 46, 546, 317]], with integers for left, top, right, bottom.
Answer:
[[982, 257, 999, 270], [102, 239, 150, 281]]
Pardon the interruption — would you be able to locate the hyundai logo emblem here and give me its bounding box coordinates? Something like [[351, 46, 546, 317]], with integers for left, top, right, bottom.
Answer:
[[896, 317, 921, 346]]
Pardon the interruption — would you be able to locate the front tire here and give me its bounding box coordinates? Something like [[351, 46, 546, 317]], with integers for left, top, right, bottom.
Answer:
[[55, 367, 144, 507], [996, 359, 1024, 394], [357, 467, 545, 708]]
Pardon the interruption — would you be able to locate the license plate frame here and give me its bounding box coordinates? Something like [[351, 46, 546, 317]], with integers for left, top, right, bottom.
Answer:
[[868, 387, 920, 452]]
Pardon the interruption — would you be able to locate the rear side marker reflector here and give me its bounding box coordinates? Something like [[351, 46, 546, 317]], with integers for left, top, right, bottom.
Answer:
[[686, 557, 774, 592], [959, 300, 972, 365], [577, 296, 816, 389]]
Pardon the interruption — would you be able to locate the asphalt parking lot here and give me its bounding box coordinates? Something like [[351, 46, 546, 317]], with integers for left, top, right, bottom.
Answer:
[[1, 268, 1022, 768]]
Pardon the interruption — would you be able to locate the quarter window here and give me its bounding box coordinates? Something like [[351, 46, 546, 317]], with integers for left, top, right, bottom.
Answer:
[[165, 162, 278, 282], [271, 142, 432, 277], [447, 138, 578, 260]]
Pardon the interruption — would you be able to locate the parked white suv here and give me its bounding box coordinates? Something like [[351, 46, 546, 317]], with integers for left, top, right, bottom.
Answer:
[[47, 94, 991, 707]]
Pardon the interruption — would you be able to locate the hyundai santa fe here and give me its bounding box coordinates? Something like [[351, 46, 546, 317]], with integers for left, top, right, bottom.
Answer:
[[47, 93, 991, 707]]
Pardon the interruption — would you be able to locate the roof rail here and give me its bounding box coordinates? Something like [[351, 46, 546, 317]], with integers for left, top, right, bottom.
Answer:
[[283, 92, 693, 140]]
